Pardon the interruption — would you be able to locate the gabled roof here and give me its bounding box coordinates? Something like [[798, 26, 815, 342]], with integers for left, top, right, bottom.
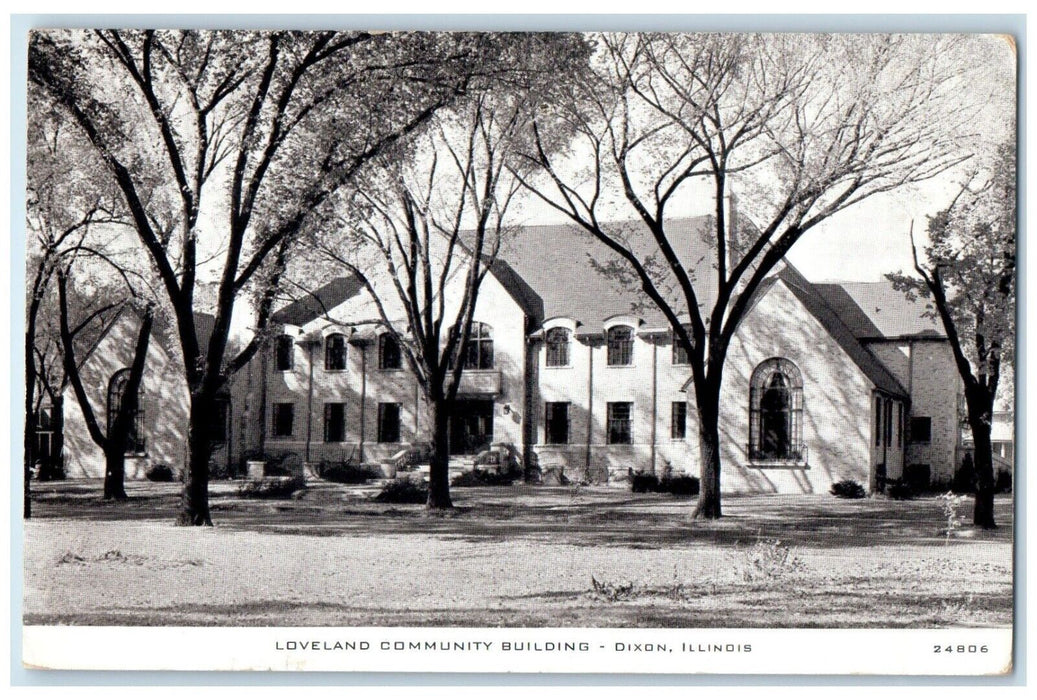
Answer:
[[271, 277, 366, 326], [813, 280, 944, 340], [498, 216, 718, 328], [778, 266, 909, 398]]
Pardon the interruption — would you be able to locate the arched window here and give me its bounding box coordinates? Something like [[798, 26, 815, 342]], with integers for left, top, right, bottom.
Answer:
[[545, 327, 570, 367], [274, 334, 294, 371], [606, 325, 634, 366], [748, 358, 804, 462], [461, 322, 494, 370], [107, 368, 145, 454], [379, 332, 402, 370], [324, 333, 347, 371]]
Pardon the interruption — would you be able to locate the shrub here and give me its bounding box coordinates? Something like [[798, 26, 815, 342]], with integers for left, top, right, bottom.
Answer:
[[830, 479, 867, 499], [374, 478, 428, 504], [451, 468, 519, 487], [952, 453, 976, 494], [145, 463, 176, 482], [318, 462, 383, 484], [886, 478, 916, 500], [630, 472, 660, 493], [630, 472, 699, 496], [995, 468, 1012, 493], [659, 474, 699, 497], [236, 475, 305, 499], [904, 464, 931, 493]]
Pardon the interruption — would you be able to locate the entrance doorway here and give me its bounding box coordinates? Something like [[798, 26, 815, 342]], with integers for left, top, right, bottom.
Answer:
[[449, 399, 494, 455]]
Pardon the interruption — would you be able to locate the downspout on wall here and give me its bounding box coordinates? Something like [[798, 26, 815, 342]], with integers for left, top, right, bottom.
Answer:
[[304, 341, 315, 463]]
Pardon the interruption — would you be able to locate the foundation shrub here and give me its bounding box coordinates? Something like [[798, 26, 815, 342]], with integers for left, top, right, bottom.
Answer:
[[886, 478, 916, 500], [830, 479, 866, 499], [630, 472, 660, 493], [375, 478, 428, 504], [995, 469, 1012, 493], [318, 461, 383, 484], [659, 474, 699, 497], [451, 468, 519, 487], [145, 463, 176, 482], [236, 475, 305, 499]]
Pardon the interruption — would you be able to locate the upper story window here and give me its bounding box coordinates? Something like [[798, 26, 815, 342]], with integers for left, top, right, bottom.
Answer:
[[379, 332, 402, 370], [748, 358, 804, 462], [324, 333, 347, 371], [461, 322, 494, 370], [606, 325, 634, 366], [107, 368, 146, 454], [274, 335, 294, 372], [672, 336, 690, 365], [545, 327, 570, 367]]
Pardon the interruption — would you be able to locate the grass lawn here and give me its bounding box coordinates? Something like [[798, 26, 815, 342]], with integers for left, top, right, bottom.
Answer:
[[23, 479, 1014, 628]]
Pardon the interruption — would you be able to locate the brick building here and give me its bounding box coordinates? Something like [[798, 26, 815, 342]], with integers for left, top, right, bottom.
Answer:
[[52, 218, 969, 494]]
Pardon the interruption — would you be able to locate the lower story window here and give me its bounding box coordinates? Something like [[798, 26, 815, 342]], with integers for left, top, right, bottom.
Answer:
[[909, 416, 932, 444], [671, 401, 687, 440], [545, 402, 570, 444], [272, 403, 294, 438], [607, 402, 632, 445], [324, 402, 346, 443], [378, 403, 401, 444]]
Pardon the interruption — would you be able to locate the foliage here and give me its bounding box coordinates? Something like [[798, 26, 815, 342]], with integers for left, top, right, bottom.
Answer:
[[451, 468, 519, 487], [830, 479, 867, 499], [886, 479, 916, 501], [630, 471, 700, 497], [374, 478, 429, 504], [317, 461, 384, 484], [903, 464, 932, 494], [630, 472, 659, 493], [952, 453, 976, 494], [236, 476, 306, 499], [145, 463, 176, 482], [590, 575, 636, 602], [995, 469, 1012, 494]]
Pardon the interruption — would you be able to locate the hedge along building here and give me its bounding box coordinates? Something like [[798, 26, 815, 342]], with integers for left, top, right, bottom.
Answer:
[[223, 216, 957, 494]]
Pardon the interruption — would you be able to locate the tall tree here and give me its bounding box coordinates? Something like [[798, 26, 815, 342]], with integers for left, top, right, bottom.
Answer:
[[889, 142, 1016, 529], [309, 86, 545, 509], [519, 32, 997, 518], [29, 29, 500, 524], [25, 86, 128, 513]]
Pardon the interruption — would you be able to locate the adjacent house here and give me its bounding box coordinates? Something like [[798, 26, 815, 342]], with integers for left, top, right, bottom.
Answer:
[[47, 217, 972, 495]]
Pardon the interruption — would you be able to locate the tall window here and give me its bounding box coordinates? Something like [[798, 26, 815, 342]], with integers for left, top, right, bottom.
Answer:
[[379, 332, 402, 370], [463, 322, 494, 369], [606, 326, 634, 366], [34, 402, 56, 464], [212, 397, 229, 445], [324, 333, 347, 371], [275, 335, 294, 371], [884, 398, 893, 447], [378, 403, 401, 443], [672, 337, 690, 365], [324, 402, 346, 443], [545, 402, 570, 444], [874, 396, 883, 447], [545, 327, 570, 367], [748, 358, 804, 461], [897, 403, 904, 448], [607, 402, 633, 445], [671, 401, 687, 440], [272, 403, 294, 438], [107, 368, 146, 453]]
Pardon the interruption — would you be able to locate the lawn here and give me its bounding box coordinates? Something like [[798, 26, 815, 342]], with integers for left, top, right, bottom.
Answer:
[[23, 479, 1014, 628]]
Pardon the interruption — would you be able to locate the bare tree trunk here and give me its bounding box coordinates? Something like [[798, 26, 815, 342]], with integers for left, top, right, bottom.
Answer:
[[48, 394, 65, 480], [693, 393, 723, 520], [176, 393, 215, 526], [103, 447, 128, 500], [427, 400, 453, 510], [968, 412, 997, 529]]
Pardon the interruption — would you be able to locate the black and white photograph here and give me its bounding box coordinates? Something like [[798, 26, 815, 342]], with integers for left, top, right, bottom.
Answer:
[[18, 22, 1018, 675]]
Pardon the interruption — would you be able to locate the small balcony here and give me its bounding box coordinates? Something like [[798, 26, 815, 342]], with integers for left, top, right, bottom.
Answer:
[[455, 369, 502, 396], [746, 443, 809, 468]]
